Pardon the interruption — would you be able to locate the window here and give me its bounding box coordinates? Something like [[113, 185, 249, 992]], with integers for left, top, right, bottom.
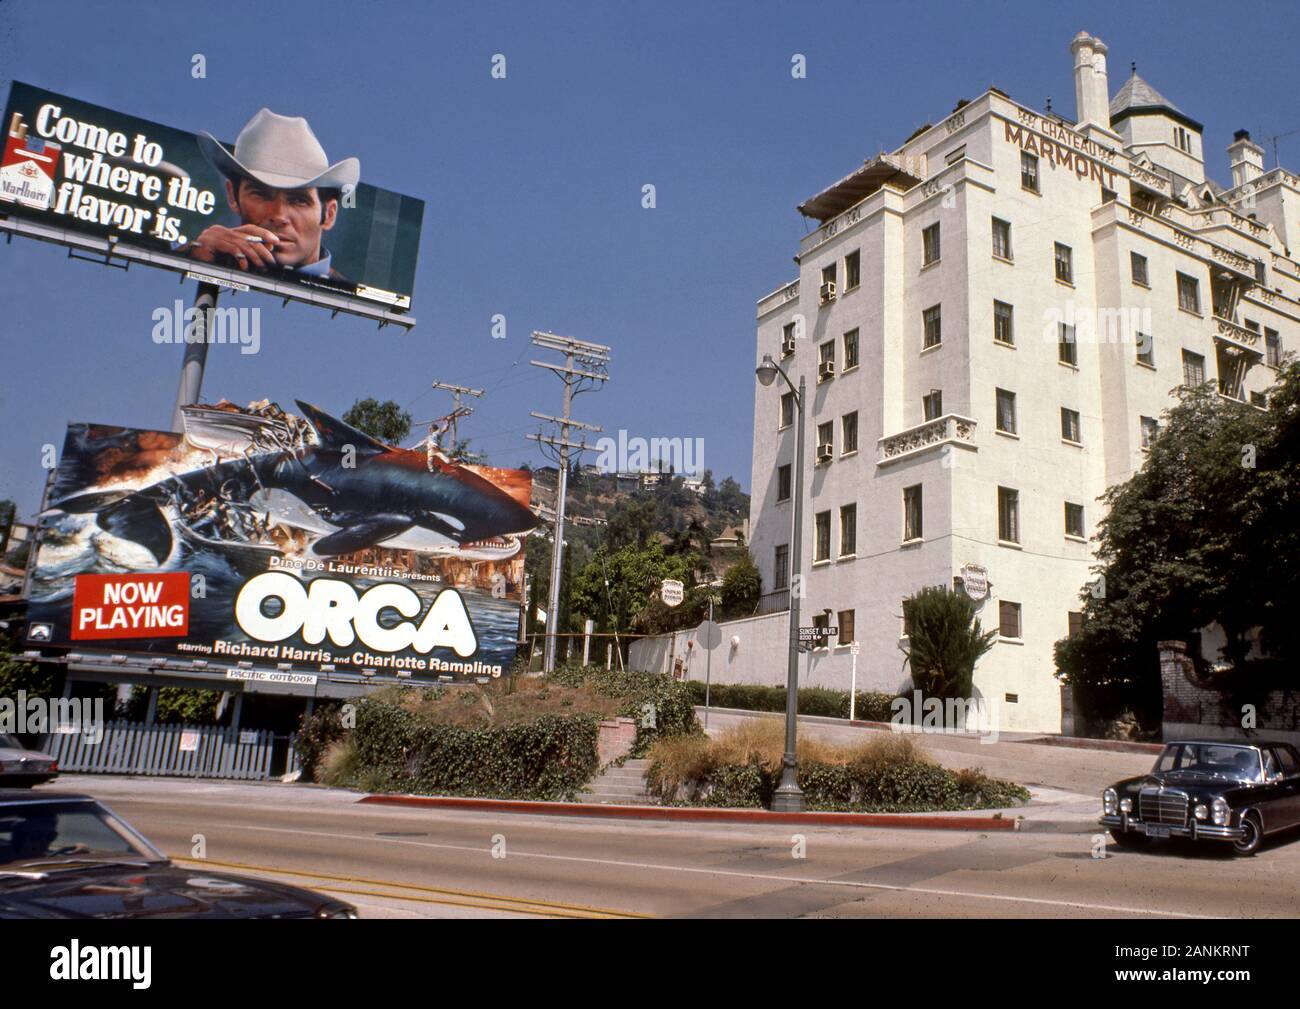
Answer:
[[993, 300, 1014, 345], [842, 411, 858, 455], [844, 250, 861, 291], [992, 216, 1012, 260], [840, 504, 856, 557], [773, 544, 789, 590], [901, 603, 913, 639], [776, 464, 791, 502], [1136, 330, 1154, 367], [812, 611, 831, 649], [922, 223, 941, 265], [999, 601, 1022, 639], [1244, 319, 1260, 334], [1054, 242, 1073, 284], [1130, 251, 1149, 286], [1021, 151, 1039, 192], [843, 329, 859, 370], [923, 304, 942, 348], [922, 390, 943, 421], [1182, 349, 1205, 386], [814, 511, 831, 562], [1065, 502, 1085, 539], [1068, 610, 1084, 637], [1265, 328, 1281, 367], [1140, 416, 1160, 449], [1058, 323, 1077, 365], [837, 609, 855, 646], [1061, 407, 1081, 443], [1174, 126, 1192, 153], [903, 484, 923, 541], [821, 263, 836, 286], [1177, 272, 1200, 313], [818, 339, 835, 380], [780, 391, 794, 429], [995, 388, 1017, 434], [998, 486, 1019, 543], [945, 145, 966, 165], [781, 320, 798, 355], [816, 421, 833, 457], [1251, 391, 1267, 407]]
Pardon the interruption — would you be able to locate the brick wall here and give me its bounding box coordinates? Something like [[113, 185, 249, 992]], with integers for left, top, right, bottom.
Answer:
[[596, 717, 637, 767], [1160, 640, 1300, 744]]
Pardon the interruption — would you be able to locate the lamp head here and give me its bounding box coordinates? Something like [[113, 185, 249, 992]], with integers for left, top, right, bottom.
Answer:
[[756, 354, 779, 387]]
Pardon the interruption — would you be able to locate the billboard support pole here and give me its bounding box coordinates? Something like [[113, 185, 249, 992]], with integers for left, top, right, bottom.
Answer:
[[170, 282, 220, 432]]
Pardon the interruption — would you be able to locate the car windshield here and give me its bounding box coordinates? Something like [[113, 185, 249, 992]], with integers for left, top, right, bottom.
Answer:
[[1155, 743, 1263, 782], [0, 801, 165, 870]]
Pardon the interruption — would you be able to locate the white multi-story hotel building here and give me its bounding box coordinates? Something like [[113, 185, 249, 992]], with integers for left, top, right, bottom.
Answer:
[[748, 31, 1300, 732]]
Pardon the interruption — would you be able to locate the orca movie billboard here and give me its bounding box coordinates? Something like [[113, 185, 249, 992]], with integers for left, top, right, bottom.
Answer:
[[1, 81, 423, 310], [26, 401, 538, 684]]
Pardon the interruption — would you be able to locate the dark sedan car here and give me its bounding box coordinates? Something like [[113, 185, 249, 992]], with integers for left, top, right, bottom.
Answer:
[[1101, 739, 1300, 856], [0, 791, 357, 918]]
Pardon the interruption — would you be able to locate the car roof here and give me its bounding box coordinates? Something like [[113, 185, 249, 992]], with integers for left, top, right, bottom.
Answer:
[[0, 790, 96, 804], [1165, 739, 1296, 750]]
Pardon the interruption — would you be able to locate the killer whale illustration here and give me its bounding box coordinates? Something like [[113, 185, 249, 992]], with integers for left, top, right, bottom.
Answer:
[[49, 401, 540, 564]]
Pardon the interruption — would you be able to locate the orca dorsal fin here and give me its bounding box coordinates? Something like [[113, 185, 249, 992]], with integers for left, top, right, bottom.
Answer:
[[295, 401, 390, 456]]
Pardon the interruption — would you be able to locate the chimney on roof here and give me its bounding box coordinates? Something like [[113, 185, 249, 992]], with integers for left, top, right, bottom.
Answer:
[[1228, 129, 1265, 187], [1070, 31, 1111, 131]]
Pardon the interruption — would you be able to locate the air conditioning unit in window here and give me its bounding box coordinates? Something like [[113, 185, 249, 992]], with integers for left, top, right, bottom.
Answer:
[[819, 281, 836, 304], [781, 336, 796, 357], [818, 360, 835, 381], [816, 442, 834, 464]]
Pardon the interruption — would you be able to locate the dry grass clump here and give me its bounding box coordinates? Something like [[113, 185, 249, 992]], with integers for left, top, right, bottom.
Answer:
[[369, 677, 623, 729], [647, 719, 932, 794], [319, 738, 359, 788]]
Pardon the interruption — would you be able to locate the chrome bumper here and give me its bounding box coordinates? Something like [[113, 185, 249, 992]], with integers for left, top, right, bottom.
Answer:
[[1101, 813, 1243, 842]]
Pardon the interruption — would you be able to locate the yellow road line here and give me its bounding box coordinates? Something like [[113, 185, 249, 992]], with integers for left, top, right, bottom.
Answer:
[[170, 856, 650, 919], [308, 885, 614, 919]]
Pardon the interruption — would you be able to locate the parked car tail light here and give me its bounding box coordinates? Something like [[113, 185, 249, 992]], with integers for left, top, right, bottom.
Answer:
[[1194, 804, 1209, 820], [1103, 788, 1118, 815], [1119, 798, 1132, 813], [1212, 798, 1230, 826]]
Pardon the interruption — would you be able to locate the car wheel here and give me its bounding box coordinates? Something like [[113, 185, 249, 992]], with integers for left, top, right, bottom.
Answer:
[[1109, 829, 1152, 851], [1233, 812, 1262, 856]]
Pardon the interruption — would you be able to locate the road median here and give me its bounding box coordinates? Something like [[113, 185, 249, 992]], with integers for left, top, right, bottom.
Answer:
[[357, 793, 1020, 830]]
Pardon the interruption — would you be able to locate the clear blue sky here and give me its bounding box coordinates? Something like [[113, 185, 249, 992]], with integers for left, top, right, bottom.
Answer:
[[2, 0, 1297, 517]]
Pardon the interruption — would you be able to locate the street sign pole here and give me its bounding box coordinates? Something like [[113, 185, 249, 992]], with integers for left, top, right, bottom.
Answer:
[[705, 597, 713, 729], [849, 640, 860, 721]]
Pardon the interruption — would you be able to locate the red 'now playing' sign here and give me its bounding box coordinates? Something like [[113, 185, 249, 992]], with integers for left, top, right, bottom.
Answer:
[[71, 573, 191, 640]]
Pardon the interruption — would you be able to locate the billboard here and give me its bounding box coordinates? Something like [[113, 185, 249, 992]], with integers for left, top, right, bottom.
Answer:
[[25, 402, 538, 685], [1, 82, 422, 310]]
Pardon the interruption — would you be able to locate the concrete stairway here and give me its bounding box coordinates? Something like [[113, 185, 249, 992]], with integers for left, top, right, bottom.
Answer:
[[577, 758, 652, 805]]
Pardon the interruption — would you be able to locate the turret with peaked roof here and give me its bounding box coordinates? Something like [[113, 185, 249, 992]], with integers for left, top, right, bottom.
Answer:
[[1108, 68, 1206, 185]]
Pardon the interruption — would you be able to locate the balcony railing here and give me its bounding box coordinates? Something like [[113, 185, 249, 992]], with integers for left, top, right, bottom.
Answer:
[[1213, 315, 1262, 352], [877, 413, 977, 466]]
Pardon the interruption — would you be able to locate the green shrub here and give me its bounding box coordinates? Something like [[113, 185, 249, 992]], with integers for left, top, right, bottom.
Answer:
[[346, 697, 600, 801], [685, 681, 895, 723], [296, 703, 348, 781]]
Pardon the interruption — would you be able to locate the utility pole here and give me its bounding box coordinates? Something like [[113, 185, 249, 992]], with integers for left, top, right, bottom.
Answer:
[[170, 281, 221, 432], [428, 380, 484, 457], [527, 331, 610, 673]]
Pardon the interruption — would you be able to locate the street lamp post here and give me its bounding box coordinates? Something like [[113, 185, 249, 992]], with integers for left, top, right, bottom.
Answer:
[[756, 353, 805, 812]]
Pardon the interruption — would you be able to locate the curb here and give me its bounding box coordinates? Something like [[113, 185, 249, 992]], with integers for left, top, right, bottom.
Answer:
[[357, 793, 1020, 830], [1012, 735, 1163, 755]]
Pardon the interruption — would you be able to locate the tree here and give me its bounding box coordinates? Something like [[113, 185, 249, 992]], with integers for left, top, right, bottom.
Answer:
[[605, 497, 658, 551], [902, 586, 996, 701], [570, 541, 694, 640], [342, 398, 412, 444], [719, 551, 761, 619], [1054, 361, 1300, 727]]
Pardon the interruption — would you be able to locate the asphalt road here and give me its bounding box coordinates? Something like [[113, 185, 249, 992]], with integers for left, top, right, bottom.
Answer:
[[58, 774, 1300, 919]]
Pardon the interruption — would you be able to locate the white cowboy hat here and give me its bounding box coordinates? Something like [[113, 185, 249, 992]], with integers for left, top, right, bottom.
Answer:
[[198, 108, 360, 191]]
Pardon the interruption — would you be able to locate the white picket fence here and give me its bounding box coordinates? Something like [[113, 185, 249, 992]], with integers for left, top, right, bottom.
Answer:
[[46, 720, 286, 780]]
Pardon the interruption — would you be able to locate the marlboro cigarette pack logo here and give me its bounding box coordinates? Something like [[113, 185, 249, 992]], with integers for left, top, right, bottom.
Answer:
[[71, 573, 191, 640], [1, 114, 59, 210]]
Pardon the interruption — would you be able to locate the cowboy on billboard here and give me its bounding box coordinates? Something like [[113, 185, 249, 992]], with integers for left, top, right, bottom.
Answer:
[[184, 109, 358, 281]]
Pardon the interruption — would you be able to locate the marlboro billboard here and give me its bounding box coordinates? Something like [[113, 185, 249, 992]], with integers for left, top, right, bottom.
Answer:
[[1, 82, 423, 310], [25, 401, 538, 687]]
